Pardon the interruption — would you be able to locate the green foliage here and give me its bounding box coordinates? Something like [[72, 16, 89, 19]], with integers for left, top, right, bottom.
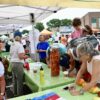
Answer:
[[47, 27, 51, 31], [22, 30, 29, 34], [47, 19, 61, 28], [61, 19, 72, 26], [46, 19, 72, 28], [35, 22, 44, 32]]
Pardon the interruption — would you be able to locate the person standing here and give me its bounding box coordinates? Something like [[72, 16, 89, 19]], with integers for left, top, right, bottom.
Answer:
[[10, 36, 28, 96], [37, 35, 49, 64], [71, 18, 82, 39]]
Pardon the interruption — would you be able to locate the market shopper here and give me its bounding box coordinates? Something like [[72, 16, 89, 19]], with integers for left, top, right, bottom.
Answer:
[[46, 35, 99, 77], [37, 35, 49, 64], [82, 25, 93, 37], [10, 36, 28, 96], [46, 42, 67, 70], [0, 57, 5, 100], [70, 42, 100, 95], [71, 18, 82, 39]]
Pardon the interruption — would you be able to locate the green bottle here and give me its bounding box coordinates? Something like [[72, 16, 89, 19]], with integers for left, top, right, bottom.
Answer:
[[40, 66, 45, 84]]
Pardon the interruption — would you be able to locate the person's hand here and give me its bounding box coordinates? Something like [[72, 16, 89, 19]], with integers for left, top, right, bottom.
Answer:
[[39, 49, 46, 52], [69, 89, 80, 96], [36, 50, 39, 52], [24, 55, 29, 59], [68, 71, 76, 77], [0, 95, 4, 100], [68, 85, 81, 96], [37, 49, 43, 52]]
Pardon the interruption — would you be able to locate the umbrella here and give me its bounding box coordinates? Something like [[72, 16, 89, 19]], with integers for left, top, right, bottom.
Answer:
[[41, 29, 52, 35], [0, 0, 100, 8]]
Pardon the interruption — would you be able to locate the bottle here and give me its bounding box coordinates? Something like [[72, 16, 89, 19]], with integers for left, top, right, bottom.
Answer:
[[40, 66, 45, 84], [24, 60, 30, 71]]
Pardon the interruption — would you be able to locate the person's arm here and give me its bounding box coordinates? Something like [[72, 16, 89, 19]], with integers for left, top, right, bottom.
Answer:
[[67, 50, 75, 72], [69, 59, 75, 72], [82, 60, 100, 91], [0, 76, 5, 94], [18, 44, 28, 60], [0, 75, 5, 99], [37, 50, 46, 52], [18, 53, 28, 60], [75, 61, 87, 84]]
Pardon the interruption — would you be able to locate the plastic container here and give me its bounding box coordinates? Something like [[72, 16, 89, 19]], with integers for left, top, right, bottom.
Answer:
[[50, 47, 60, 76], [40, 66, 45, 84]]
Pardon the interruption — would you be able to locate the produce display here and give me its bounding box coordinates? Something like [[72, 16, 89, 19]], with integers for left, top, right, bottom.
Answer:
[[77, 78, 100, 94], [50, 48, 60, 76]]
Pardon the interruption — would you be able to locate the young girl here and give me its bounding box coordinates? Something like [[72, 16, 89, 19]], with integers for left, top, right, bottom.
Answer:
[[71, 18, 82, 39]]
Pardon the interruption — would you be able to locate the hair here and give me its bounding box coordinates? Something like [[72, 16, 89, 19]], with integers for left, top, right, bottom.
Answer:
[[77, 42, 99, 57], [72, 18, 81, 27], [0, 57, 2, 61], [15, 36, 21, 41], [0, 40, 2, 43], [83, 25, 93, 35]]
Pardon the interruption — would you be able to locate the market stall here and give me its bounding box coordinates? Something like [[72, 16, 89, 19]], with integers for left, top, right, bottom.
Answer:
[[8, 84, 98, 100], [24, 62, 75, 92]]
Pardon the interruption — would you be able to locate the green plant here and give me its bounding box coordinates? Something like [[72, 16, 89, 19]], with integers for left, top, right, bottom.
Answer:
[[35, 22, 44, 32], [47, 19, 61, 28], [61, 19, 72, 26], [22, 30, 29, 34]]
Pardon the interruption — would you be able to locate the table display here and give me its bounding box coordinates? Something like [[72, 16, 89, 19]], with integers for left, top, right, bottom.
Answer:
[[8, 84, 99, 100], [24, 62, 74, 92]]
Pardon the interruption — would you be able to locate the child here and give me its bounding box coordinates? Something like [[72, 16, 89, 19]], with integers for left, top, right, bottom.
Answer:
[[37, 35, 49, 64]]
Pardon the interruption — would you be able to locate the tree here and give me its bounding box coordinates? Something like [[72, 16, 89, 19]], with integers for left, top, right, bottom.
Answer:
[[47, 19, 61, 28], [61, 19, 72, 26], [22, 30, 29, 34], [47, 27, 51, 31], [35, 22, 44, 32]]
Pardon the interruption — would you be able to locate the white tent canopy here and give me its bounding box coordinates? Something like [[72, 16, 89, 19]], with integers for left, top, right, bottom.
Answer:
[[0, 5, 62, 32], [41, 8, 100, 27]]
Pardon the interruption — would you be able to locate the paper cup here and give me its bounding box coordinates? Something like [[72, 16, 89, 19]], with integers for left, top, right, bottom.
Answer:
[[63, 71, 68, 77]]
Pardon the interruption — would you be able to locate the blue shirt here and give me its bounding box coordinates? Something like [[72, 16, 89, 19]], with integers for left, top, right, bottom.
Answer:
[[37, 42, 49, 59]]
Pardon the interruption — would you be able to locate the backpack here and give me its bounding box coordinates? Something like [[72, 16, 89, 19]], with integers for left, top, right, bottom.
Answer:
[[68, 35, 99, 49]]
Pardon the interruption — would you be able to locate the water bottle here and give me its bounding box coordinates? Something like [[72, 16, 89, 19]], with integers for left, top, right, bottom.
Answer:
[[40, 66, 45, 84]]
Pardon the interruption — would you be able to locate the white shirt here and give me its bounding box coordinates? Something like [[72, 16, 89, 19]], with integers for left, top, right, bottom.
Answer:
[[0, 61, 4, 77], [10, 41, 25, 63], [87, 55, 100, 83], [21, 39, 26, 46]]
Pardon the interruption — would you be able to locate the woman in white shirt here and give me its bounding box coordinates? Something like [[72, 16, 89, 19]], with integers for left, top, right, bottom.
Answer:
[[70, 42, 100, 95], [10, 36, 28, 96]]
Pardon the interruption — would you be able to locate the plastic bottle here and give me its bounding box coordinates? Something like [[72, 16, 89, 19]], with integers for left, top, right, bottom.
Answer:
[[24, 60, 30, 71], [40, 66, 45, 84]]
